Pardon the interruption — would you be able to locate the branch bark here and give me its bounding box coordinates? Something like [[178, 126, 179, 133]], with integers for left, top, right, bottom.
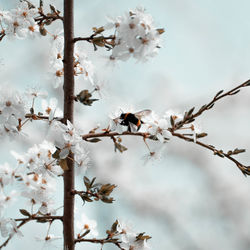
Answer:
[[63, 0, 75, 249]]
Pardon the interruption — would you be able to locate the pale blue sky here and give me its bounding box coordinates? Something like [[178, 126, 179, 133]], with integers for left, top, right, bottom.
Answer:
[[1, 1, 250, 250]]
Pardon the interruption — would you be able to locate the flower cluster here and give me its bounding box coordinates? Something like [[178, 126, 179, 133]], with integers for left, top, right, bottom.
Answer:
[[0, 163, 17, 211], [108, 220, 151, 250], [0, 2, 39, 39], [110, 108, 203, 145], [12, 140, 63, 178], [11, 140, 62, 215], [0, 88, 26, 138], [0, 217, 22, 238], [48, 120, 90, 173], [76, 212, 98, 238], [49, 33, 95, 88], [109, 108, 172, 143], [41, 97, 63, 121], [0, 163, 21, 238], [105, 6, 163, 62], [146, 111, 172, 143]]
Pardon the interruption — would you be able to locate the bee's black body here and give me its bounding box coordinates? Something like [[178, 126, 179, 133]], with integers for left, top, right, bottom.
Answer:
[[120, 113, 142, 132]]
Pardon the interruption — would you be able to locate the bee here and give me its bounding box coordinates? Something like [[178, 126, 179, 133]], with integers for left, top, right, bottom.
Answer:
[[116, 109, 152, 132]]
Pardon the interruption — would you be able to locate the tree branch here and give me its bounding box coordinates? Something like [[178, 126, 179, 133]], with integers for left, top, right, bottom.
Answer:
[[63, 0, 75, 249], [82, 131, 147, 141], [0, 215, 62, 249], [171, 132, 250, 176], [15, 215, 63, 222], [175, 79, 250, 129], [75, 238, 123, 249], [73, 35, 114, 43]]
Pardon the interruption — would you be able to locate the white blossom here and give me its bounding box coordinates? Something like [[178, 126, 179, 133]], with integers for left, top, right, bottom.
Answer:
[[74, 45, 95, 84], [25, 87, 48, 100], [47, 121, 90, 172], [35, 234, 62, 249], [12, 140, 63, 178], [190, 122, 202, 143], [0, 218, 23, 238], [0, 163, 16, 187], [74, 142, 91, 174], [117, 220, 150, 250], [49, 36, 95, 88], [1, 2, 39, 39], [105, 6, 162, 62], [147, 118, 171, 143], [0, 88, 27, 138], [76, 213, 98, 237], [41, 98, 63, 121]]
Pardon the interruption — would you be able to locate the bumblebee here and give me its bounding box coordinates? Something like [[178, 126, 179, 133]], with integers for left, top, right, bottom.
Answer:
[[118, 109, 152, 132]]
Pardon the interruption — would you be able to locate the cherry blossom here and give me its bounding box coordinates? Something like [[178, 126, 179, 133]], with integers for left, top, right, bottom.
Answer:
[[1, 2, 39, 39], [105, 6, 162, 62], [76, 212, 98, 238]]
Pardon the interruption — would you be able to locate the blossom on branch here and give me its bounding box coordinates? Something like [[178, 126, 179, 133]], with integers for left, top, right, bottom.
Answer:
[[47, 121, 90, 172], [76, 212, 98, 238], [0, 218, 23, 238], [0, 88, 26, 138], [0, 2, 39, 39], [49, 34, 95, 88], [105, 6, 163, 62]]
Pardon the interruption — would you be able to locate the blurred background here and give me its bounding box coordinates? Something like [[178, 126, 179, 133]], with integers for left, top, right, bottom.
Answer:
[[1, 0, 250, 249]]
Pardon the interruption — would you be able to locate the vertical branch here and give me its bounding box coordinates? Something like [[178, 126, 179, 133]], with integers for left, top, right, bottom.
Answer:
[[63, 0, 75, 250]]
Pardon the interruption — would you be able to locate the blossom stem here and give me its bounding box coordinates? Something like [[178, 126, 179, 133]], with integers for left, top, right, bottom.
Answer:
[[74, 238, 123, 249]]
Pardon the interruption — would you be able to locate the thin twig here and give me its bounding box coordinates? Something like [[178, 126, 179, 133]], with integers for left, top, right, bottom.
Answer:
[[175, 79, 250, 129], [82, 131, 148, 140], [75, 238, 123, 249], [25, 113, 62, 121], [73, 35, 114, 43], [171, 132, 250, 176], [15, 215, 63, 222]]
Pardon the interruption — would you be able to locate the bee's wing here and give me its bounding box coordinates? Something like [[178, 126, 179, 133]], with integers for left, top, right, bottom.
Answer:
[[129, 122, 138, 133], [134, 109, 152, 120]]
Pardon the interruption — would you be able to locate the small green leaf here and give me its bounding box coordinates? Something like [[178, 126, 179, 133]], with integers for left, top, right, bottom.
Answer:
[[49, 4, 56, 13], [115, 142, 127, 153], [111, 220, 119, 233], [215, 90, 224, 98], [229, 89, 240, 95], [87, 138, 101, 143], [170, 116, 175, 127], [196, 133, 208, 138], [136, 232, 152, 242], [83, 176, 90, 189], [90, 177, 96, 187], [101, 196, 115, 203], [37, 219, 49, 223], [187, 107, 195, 117], [19, 209, 30, 217], [99, 184, 116, 196]]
